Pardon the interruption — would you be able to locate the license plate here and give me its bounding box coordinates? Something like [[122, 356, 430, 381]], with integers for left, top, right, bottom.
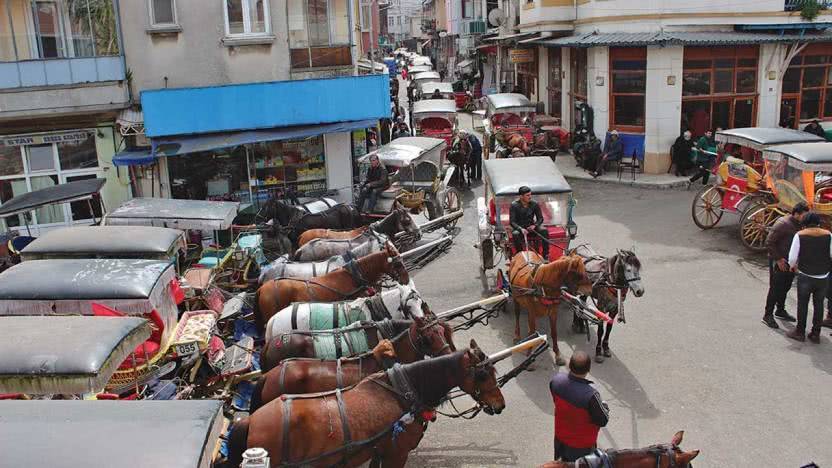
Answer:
[[174, 341, 199, 357]]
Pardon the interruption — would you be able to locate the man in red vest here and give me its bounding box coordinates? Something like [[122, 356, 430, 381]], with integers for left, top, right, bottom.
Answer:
[[549, 351, 609, 461]]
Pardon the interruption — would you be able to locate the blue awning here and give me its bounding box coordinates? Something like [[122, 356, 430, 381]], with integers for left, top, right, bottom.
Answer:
[[141, 75, 390, 138], [113, 149, 155, 166], [151, 119, 377, 158]]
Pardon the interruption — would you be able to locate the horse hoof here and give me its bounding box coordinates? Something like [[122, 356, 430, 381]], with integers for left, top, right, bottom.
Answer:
[[603, 348, 612, 358], [554, 354, 566, 366]]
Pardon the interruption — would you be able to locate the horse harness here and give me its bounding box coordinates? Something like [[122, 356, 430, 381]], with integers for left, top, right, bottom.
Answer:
[[574, 444, 689, 468], [509, 252, 562, 306]]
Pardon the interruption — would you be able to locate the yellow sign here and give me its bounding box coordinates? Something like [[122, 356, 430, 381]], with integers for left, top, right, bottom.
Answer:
[[509, 49, 534, 64]]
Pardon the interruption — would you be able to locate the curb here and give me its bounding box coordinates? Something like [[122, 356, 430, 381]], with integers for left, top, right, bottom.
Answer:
[[563, 174, 688, 190]]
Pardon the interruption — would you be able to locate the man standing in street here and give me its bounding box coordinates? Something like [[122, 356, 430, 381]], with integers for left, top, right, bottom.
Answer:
[[787, 213, 832, 343], [550, 351, 609, 462], [466, 131, 482, 182], [763, 202, 808, 328]]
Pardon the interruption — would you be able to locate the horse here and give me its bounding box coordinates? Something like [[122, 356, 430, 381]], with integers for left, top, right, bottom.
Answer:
[[225, 341, 505, 468], [508, 252, 593, 366], [254, 244, 409, 331], [297, 205, 419, 248], [448, 136, 470, 188], [259, 317, 453, 372], [258, 241, 383, 284], [570, 245, 645, 363], [260, 198, 364, 244], [294, 231, 388, 262], [539, 431, 699, 468], [263, 283, 426, 345], [252, 315, 456, 411]]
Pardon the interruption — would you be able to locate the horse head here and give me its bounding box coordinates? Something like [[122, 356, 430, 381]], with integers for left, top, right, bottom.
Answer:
[[615, 249, 644, 297], [636, 431, 699, 468], [563, 255, 593, 296], [384, 242, 410, 285], [460, 339, 505, 415], [394, 205, 421, 239], [268, 198, 302, 227], [396, 283, 425, 320], [370, 339, 397, 364], [411, 315, 454, 357]]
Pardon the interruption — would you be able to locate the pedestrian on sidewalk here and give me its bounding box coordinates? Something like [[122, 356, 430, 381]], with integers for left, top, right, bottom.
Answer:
[[591, 130, 623, 178], [670, 130, 695, 176], [787, 213, 832, 343], [687, 128, 719, 187], [549, 351, 609, 462], [762, 202, 807, 328]]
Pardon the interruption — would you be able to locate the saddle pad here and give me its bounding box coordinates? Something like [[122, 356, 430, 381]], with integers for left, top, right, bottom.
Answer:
[[312, 328, 371, 359], [307, 303, 368, 331]]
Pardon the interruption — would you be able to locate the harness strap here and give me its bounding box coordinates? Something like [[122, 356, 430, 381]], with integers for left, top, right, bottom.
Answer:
[[334, 331, 344, 358], [376, 319, 397, 340], [291, 304, 299, 330], [333, 303, 342, 329], [278, 363, 288, 395], [336, 389, 352, 454], [281, 398, 293, 464], [336, 358, 344, 389]]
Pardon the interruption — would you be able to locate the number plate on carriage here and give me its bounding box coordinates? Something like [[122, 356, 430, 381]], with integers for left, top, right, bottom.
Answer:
[[173, 341, 199, 357]]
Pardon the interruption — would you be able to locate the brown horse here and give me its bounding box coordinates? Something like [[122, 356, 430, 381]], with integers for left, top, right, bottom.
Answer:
[[254, 243, 409, 331], [252, 316, 456, 411], [225, 341, 505, 468], [509, 252, 593, 365], [259, 317, 453, 372], [539, 431, 699, 468], [297, 206, 418, 247]]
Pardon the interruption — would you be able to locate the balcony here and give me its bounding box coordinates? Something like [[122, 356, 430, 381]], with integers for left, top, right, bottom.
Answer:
[[461, 19, 487, 35], [0, 0, 128, 121]]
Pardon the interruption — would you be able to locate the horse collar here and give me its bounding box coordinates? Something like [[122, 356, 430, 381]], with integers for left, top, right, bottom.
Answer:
[[345, 260, 369, 288], [385, 363, 421, 409], [576, 449, 613, 468], [376, 319, 397, 340]]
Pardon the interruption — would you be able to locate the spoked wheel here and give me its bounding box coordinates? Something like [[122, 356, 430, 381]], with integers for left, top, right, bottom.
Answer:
[[739, 203, 779, 252], [691, 185, 723, 229], [443, 188, 462, 226]]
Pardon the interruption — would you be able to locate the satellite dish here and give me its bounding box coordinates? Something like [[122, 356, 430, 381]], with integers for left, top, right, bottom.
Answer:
[[488, 8, 505, 27]]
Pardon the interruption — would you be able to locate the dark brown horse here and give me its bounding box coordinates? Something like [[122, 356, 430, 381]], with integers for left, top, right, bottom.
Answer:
[[508, 252, 593, 366], [297, 206, 418, 247], [225, 341, 505, 468], [539, 431, 699, 468], [259, 316, 453, 372], [254, 243, 409, 331], [252, 316, 456, 411], [261, 198, 365, 245]]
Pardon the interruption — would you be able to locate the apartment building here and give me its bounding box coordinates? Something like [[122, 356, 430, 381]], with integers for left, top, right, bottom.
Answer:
[[488, 0, 832, 172], [0, 0, 132, 234]]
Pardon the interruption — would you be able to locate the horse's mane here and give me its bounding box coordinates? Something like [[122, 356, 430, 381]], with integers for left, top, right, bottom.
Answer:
[[535, 255, 584, 286], [400, 350, 467, 407]]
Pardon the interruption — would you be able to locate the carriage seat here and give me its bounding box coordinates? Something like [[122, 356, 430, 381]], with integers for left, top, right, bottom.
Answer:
[[92, 305, 165, 368], [816, 185, 832, 202]]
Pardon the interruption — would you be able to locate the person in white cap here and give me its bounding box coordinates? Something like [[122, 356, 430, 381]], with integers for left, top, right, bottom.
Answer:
[[593, 130, 623, 178]]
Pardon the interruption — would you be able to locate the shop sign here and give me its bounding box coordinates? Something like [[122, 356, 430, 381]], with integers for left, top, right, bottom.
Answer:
[[0, 130, 94, 147], [509, 49, 534, 64]]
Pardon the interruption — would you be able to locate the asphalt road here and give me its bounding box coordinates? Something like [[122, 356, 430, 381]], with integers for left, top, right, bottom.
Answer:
[[395, 95, 832, 466]]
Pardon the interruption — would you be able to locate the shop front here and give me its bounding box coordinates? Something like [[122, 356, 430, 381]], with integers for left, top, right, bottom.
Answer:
[[780, 43, 832, 129], [139, 75, 390, 208]]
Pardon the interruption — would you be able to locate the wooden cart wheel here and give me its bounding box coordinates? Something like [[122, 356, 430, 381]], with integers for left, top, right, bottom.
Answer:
[[739, 203, 779, 252], [443, 188, 462, 218], [691, 185, 723, 230]]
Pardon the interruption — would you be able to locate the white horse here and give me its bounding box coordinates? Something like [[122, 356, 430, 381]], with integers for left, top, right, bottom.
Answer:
[[264, 283, 425, 344], [258, 240, 385, 284], [293, 231, 388, 262]]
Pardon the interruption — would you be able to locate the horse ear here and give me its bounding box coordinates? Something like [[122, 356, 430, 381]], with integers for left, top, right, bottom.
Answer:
[[671, 430, 684, 446], [679, 450, 700, 464], [469, 338, 479, 350]]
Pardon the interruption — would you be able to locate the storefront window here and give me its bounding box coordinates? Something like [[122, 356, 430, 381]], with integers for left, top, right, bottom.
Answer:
[[249, 136, 327, 201], [781, 45, 832, 126], [0, 146, 24, 176], [168, 148, 250, 202], [27, 145, 56, 172], [0, 179, 27, 228], [609, 48, 646, 131]]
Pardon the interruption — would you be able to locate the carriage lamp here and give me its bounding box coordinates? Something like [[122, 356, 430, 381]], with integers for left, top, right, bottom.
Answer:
[[567, 221, 578, 239]]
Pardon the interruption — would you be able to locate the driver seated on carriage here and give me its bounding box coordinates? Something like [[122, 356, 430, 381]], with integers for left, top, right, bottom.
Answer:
[[356, 154, 390, 213], [510, 186, 549, 258]]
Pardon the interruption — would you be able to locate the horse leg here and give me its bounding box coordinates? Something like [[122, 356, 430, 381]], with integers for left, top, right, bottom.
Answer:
[[548, 305, 566, 366], [594, 321, 605, 363], [602, 321, 614, 358], [513, 300, 522, 343]]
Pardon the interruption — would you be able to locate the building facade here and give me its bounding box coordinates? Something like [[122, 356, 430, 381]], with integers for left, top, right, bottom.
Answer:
[[485, 0, 832, 173], [0, 0, 132, 234]]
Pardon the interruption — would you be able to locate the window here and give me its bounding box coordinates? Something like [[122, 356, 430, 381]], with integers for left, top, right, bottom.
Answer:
[[781, 44, 832, 126], [462, 0, 473, 18], [361, 5, 371, 32], [388, 16, 394, 27], [224, 0, 270, 36], [150, 0, 177, 26], [609, 47, 646, 131], [288, 0, 352, 69]]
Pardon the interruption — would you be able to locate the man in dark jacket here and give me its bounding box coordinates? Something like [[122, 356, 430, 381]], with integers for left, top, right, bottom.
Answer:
[[550, 351, 609, 462], [466, 132, 483, 181], [356, 154, 390, 213], [671, 130, 695, 176], [804, 120, 826, 140], [787, 212, 832, 343], [593, 130, 623, 178], [763, 202, 808, 328], [509, 186, 548, 258]]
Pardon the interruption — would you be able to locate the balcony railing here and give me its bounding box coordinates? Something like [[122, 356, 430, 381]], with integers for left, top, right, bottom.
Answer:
[[461, 19, 487, 35], [0, 56, 125, 90], [785, 0, 832, 11]]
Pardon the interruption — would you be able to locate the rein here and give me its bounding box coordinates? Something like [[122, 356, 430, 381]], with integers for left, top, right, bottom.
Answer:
[[575, 443, 688, 468]]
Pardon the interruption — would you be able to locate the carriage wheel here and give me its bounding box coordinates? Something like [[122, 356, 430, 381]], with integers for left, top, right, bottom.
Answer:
[[691, 186, 723, 230], [443, 188, 462, 219], [739, 203, 779, 252]]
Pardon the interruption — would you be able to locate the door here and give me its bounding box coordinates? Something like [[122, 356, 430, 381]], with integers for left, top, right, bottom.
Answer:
[[711, 99, 731, 130], [733, 98, 755, 128], [548, 48, 562, 119]]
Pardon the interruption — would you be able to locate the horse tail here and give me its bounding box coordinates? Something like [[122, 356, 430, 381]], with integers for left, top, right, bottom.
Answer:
[[225, 416, 251, 468]]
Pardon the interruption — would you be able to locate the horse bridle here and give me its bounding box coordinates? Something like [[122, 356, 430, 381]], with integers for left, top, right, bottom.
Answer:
[[647, 443, 691, 468], [410, 319, 451, 356], [612, 253, 641, 291], [398, 285, 421, 319], [577, 444, 690, 468]]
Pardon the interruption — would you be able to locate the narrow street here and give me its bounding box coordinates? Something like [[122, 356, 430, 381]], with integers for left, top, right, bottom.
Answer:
[[402, 114, 832, 467]]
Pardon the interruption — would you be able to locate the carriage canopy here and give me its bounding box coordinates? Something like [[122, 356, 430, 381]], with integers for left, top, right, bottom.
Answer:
[[0, 316, 151, 394], [412, 99, 457, 116], [763, 142, 832, 171], [408, 65, 432, 75], [411, 71, 440, 83], [359, 137, 446, 168], [0, 400, 224, 468], [103, 197, 239, 231], [485, 93, 536, 116], [484, 157, 571, 196], [411, 56, 432, 66], [0, 178, 105, 218], [715, 127, 825, 151], [21, 226, 186, 262], [419, 81, 454, 95]]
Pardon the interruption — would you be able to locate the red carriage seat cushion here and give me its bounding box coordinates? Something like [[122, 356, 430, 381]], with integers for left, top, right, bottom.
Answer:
[[489, 198, 496, 225], [92, 304, 165, 368]]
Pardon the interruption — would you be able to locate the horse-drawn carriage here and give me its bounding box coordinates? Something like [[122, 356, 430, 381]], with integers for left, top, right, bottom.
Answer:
[[481, 93, 537, 158], [410, 55, 432, 67], [359, 137, 462, 221], [690, 127, 825, 252], [418, 81, 454, 101], [477, 157, 577, 272], [411, 99, 457, 147], [740, 142, 832, 249]]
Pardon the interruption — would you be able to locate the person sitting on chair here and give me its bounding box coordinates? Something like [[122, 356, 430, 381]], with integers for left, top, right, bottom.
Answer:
[[592, 130, 623, 178], [356, 154, 390, 213], [509, 186, 549, 258]]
